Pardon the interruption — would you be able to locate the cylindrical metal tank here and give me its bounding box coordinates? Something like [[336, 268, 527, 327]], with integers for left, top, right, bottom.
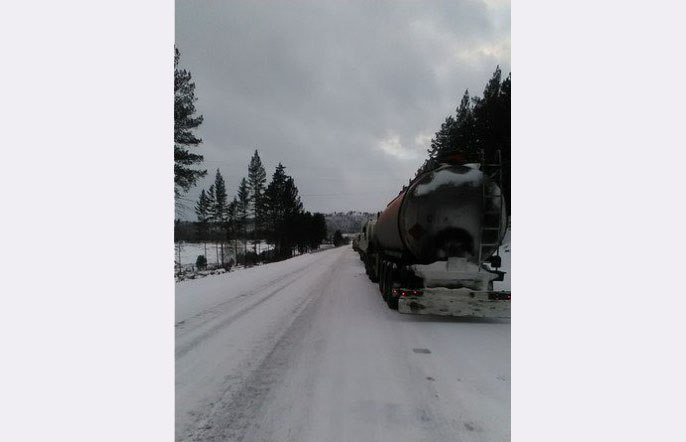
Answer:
[[374, 164, 507, 265]]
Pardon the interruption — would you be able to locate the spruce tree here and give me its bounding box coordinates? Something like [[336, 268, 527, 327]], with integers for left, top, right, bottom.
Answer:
[[452, 89, 477, 155], [195, 189, 211, 224], [237, 177, 250, 231], [311, 213, 327, 249], [205, 184, 217, 260], [237, 177, 250, 264], [472, 66, 503, 160], [227, 197, 239, 265], [174, 47, 206, 199], [264, 163, 303, 259], [194, 189, 211, 257], [247, 150, 267, 236], [415, 67, 510, 214], [211, 169, 228, 223], [263, 164, 285, 249], [427, 115, 456, 161], [206, 184, 216, 220], [209, 170, 228, 265], [498, 72, 511, 214]]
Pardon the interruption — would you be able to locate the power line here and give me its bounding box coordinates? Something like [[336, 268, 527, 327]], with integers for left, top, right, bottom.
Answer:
[[300, 190, 398, 197]]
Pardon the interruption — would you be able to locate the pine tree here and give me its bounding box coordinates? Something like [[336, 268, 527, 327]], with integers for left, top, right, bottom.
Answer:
[[174, 47, 206, 200]]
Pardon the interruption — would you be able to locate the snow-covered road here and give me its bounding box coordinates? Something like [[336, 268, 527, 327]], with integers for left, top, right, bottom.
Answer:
[[176, 246, 510, 442]]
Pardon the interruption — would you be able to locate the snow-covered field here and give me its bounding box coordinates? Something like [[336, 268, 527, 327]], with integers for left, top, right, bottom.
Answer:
[[176, 245, 510, 442], [175, 241, 271, 267]]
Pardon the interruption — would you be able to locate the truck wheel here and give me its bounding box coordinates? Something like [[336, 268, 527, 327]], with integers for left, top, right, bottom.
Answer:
[[369, 254, 379, 283], [379, 260, 386, 296], [368, 256, 379, 282], [387, 292, 399, 310], [385, 264, 398, 310], [382, 262, 390, 300]]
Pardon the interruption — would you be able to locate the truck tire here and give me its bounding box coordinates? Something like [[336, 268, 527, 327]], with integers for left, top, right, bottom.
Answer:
[[387, 292, 399, 310], [369, 253, 379, 283], [369, 256, 379, 282], [379, 259, 386, 296], [385, 263, 398, 310]]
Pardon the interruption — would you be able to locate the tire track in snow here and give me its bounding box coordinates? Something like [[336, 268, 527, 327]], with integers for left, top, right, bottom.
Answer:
[[177, 248, 346, 442], [176, 258, 317, 330], [192, 262, 339, 442], [175, 261, 315, 360]]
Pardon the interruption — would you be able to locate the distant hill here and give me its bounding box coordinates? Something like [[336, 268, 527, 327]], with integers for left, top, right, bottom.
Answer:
[[324, 211, 374, 235]]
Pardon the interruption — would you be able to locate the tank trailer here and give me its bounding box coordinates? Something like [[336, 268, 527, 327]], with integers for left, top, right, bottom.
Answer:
[[356, 158, 510, 317]]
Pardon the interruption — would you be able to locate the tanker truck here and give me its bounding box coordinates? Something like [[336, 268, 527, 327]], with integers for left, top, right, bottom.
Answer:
[[356, 216, 378, 276], [362, 153, 510, 317]]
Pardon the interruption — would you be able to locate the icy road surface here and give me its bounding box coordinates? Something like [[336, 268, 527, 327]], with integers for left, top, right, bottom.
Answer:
[[176, 246, 510, 442]]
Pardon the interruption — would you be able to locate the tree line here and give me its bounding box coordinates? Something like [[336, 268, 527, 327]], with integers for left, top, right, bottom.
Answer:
[[174, 47, 327, 267], [193, 152, 328, 266], [417, 66, 511, 214]]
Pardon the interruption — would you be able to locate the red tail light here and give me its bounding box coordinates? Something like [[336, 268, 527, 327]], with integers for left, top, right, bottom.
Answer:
[[395, 289, 423, 297], [489, 292, 511, 300]]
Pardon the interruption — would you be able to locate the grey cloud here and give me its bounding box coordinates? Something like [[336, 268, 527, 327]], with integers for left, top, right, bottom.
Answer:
[[175, 0, 510, 217]]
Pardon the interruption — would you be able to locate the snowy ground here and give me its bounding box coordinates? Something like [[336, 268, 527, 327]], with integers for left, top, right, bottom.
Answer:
[[176, 246, 510, 442]]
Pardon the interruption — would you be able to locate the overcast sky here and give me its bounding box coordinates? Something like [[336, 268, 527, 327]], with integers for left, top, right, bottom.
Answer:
[[175, 0, 510, 219]]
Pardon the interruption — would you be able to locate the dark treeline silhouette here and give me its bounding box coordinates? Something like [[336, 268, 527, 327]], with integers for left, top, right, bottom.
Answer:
[[417, 66, 511, 214], [178, 151, 328, 266]]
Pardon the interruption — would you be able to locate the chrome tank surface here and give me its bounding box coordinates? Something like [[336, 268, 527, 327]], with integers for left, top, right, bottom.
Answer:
[[374, 164, 506, 265]]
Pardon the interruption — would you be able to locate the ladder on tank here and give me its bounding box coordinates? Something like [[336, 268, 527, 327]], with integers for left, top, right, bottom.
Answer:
[[478, 149, 505, 268]]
